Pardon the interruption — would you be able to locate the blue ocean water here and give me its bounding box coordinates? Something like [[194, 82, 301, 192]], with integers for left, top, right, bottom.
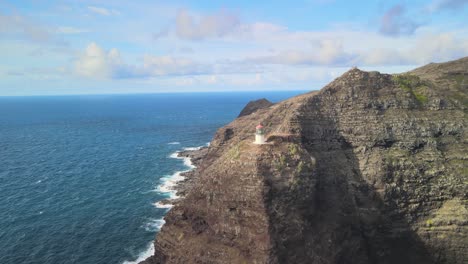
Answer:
[[0, 91, 304, 264]]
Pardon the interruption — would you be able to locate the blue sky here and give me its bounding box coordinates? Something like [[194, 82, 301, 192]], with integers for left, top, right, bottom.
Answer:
[[1, 0, 467, 96]]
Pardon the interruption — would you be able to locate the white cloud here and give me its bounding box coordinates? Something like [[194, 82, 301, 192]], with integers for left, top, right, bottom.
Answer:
[[241, 25, 468, 67], [74, 42, 211, 79], [6, 4, 468, 94], [56, 26, 89, 34], [361, 32, 468, 65], [75, 27, 468, 81], [406, 33, 468, 63], [87, 6, 120, 16], [75, 42, 124, 78], [157, 9, 287, 42], [246, 39, 356, 66], [175, 9, 240, 40]]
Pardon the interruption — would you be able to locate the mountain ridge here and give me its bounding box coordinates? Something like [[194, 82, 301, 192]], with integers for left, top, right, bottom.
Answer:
[[141, 57, 467, 264]]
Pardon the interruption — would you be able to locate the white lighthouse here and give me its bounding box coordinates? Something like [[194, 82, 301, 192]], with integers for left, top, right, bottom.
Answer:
[[254, 124, 266, 144]]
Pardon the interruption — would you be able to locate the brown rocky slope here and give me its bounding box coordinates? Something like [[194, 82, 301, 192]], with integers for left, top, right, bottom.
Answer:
[[141, 57, 467, 264]]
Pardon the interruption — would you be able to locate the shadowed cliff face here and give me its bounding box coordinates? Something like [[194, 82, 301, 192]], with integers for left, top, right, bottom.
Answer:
[[141, 57, 467, 264]]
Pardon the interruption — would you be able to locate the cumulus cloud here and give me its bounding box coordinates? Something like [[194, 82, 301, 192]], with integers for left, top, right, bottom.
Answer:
[[74, 42, 211, 79], [427, 0, 468, 12], [379, 5, 421, 36], [174, 9, 240, 40], [75, 42, 132, 78]]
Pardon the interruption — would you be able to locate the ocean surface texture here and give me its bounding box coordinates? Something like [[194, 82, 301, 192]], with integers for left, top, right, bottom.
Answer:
[[0, 92, 303, 264]]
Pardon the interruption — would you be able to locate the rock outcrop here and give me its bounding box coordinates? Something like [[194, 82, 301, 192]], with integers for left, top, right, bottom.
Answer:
[[141, 57, 467, 264], [238, 98, 274, 117]]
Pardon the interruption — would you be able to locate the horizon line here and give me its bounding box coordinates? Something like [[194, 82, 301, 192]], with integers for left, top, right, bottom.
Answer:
[[0, 89, 315, 98]]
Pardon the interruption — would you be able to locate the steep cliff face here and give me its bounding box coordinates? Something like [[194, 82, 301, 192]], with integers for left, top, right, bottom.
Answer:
[[142, 57, 467, 264]]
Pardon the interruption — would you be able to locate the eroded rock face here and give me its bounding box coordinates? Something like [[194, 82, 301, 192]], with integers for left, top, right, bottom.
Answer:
[[238, 98, 274, 117], [141, 57, 467, 264]]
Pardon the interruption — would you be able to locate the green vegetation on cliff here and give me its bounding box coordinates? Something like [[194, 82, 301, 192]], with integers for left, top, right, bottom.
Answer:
[[393, 74, 429, 104]]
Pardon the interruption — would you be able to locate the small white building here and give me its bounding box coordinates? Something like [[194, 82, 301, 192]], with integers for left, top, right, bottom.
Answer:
[[254, 124, 266, 144]]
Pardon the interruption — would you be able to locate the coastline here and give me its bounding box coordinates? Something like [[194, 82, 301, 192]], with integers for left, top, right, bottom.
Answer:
[[126, 58, 468, 263], [155, 145, 209, 208], [125, 145, 209, 264]]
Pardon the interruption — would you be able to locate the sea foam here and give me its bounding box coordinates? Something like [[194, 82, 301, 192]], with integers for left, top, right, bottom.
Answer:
[[125, 144, 206, 263], [144, 219, 166, 232], [122, 242, 155, 264], [153, 201, 173, 209], [154, 146, 200, 200]]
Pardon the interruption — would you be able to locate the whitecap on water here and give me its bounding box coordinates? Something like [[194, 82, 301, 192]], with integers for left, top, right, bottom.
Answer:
[[137, 143, 208, 263], [122, 242, 155, 264], [144, 219, 165, 232], [155, 170, 186, 199], [154, 148, 198, 199], [182, 146, 203, 151], [153, 201, 173, 209]]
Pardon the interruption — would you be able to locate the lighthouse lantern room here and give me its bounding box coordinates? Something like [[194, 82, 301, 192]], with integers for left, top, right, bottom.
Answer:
[[254, 124, 266, 144]]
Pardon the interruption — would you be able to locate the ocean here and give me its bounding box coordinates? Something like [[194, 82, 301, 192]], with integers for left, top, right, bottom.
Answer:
[[0, 91, 305, 264]]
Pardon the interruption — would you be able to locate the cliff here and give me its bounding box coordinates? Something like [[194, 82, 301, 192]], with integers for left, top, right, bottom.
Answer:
[[142, 57, 467, 264], [238, 98, 274, 117]]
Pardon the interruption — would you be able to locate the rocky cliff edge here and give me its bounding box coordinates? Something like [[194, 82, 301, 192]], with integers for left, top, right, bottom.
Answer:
[[141, 57, 467, 264]]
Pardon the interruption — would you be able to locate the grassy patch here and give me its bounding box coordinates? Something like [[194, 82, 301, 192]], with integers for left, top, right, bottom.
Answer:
[[288, 144, 299, 156], [274, 154, 288, 171], [393, 74, 430, 105], [295, 160, 305, 176], [426, 219, 434, 227], [291, 160, 311, 188], [414, 92, 428, 104], [394, 74, 416, 92], [227, 143, 241, 160]]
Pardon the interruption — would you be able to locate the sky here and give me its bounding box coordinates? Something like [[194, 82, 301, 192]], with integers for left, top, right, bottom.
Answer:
[[1, 0, 467, 96]]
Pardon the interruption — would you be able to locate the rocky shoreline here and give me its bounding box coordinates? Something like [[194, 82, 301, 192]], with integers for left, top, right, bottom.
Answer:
[[156, 146, 209, 208]]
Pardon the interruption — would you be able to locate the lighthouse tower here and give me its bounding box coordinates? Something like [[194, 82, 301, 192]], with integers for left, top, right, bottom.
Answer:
[[254, 124, 266, 144]]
